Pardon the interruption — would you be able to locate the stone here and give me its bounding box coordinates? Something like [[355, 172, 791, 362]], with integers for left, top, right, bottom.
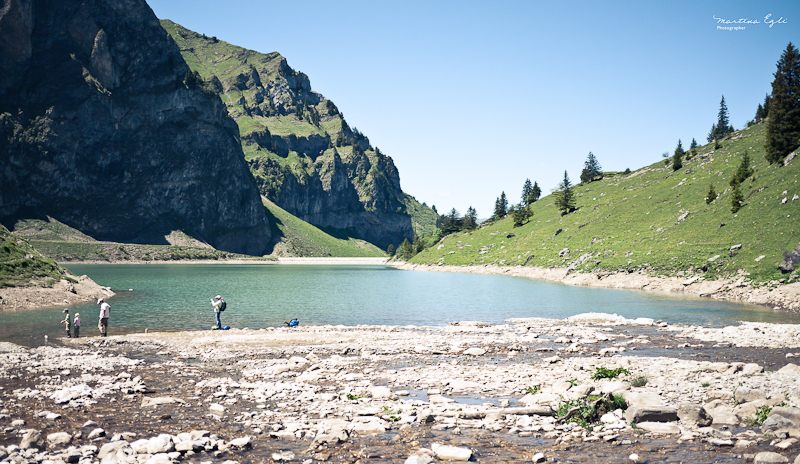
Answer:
[[532, 452, 546, 463], [677, 404, 713, 427], [625, 406, 678, 424], [621, 391, 663, 407], [735, 387, 767, 404], [20, 429, 44, 450], [352, 417, 387, 435], [774, 438, 797, 450], [462, 348, 486, 356], [742, 363, 764, 375], [209, 403, 225, 412], [368, 386, 393, 399], [87, 428, 106, 440], [146, 435, 175, 454], [778, 364, 800, 375], [635, 422, 680, 434], [46, 432, 72, 448], [227, 437, 252, 449], [753, 452, 789, 464], [771, 407, 800, 426], [271, 451, 295, 461], [600, 381, 629, 394], [431, 443, 472, 461], [764, 415, 798, 434], [141, 397, 184, 407], [97, 441, 130, 460]]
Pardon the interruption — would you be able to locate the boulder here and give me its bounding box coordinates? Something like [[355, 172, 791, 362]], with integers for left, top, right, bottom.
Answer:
[[771, 407, 800, 426], [462, 348, 486, 356], [20, 429, 44, 450], [141, 397, 184, 407], [734, 387, 767, 404], [98, 441, 130, 460], [625, 406, 678, 424], [47, 432, 72, 448], [778, 364, 800, 375], [146, 435, 175, 454], [753, 452, 789, 464], [763, 415, 798, 434], [677, 404, 713, 427], [431, 443, 472, 461]]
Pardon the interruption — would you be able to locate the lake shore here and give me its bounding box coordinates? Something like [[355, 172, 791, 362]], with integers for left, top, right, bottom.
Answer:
[[2, 315, 800, 463], [394, 262, 800, 313], [0, 274, 114, 313]]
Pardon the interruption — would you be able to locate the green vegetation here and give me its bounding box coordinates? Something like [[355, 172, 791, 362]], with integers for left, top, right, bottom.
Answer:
[[263, 199, 385, 257], [630, 376, 648, 387], [0, 225, 72, 288], [554, 171, 576, 215], [581, 152, 603, 183], [592, 367, 631, 380], [409, 120, 800, 285], [30, 241, 264, 263], [556, 393, 627, 430], [404, 193, 439, 238], [746, 405, 774, 426], [766, 43, 800, 164]]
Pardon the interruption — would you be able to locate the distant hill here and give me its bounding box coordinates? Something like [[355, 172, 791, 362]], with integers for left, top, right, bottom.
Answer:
[[412, 121, 800, 285], [161, 20, 427, 250], [0, 224, 69, 288]]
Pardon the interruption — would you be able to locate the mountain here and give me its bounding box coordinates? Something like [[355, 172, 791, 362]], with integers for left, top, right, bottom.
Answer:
[[411, 121, 800, 285], [0, 0, 271, 255], [161, 20, 415, 250]]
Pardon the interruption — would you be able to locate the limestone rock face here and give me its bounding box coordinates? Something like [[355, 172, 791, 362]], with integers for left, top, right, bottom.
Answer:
[[163, 21, 414, 249], [0, 0, 270, 255]]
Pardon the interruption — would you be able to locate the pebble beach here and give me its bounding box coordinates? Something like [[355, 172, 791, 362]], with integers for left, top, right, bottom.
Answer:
[[2, 314, 800, 463]]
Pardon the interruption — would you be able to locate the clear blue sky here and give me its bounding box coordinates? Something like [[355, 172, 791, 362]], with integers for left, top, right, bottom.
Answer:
[[147, 0, 797, 219]]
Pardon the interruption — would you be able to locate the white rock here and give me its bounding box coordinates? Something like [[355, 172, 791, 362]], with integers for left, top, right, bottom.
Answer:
[[635, 422, 680, 434], [209, 403, 225, 412], [431, 443, 472, 461], [462, 348, 486, 356]]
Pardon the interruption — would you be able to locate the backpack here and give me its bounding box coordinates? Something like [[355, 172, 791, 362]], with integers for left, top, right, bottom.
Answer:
[[219, 300, 226, 311]]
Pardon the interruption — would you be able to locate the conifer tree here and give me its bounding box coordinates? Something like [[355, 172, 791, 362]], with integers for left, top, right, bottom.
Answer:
[[528, 181, 542, 204], [766, 43, 800, 164], [689, 138, 698, 150], [554, 171, 576, 215], [386, 244, 395, 256], [398, 238, 413, 260], [672, 139, 684, 171], [708, 96, 731, 142], [521, 179, 533, 206], [494, 192, 508, 219], [731, 183, 744, 213], [580, 152, 602, 183], [730, 150, 754, 186], [705, 183, 717, 204], [511, 204, 532, 227], [463, 206, 478, 230]]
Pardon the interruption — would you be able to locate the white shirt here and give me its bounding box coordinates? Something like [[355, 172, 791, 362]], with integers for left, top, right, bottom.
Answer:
[[99, 302, 110, 319]]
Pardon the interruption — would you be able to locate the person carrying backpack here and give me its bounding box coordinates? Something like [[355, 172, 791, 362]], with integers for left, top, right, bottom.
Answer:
[[211, 295, 226, 330]]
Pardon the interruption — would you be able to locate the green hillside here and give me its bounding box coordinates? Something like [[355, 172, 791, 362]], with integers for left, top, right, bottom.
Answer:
[[0, 225, 73, 288], [412, 121, 800, 285], [263, 199, 385, 257]]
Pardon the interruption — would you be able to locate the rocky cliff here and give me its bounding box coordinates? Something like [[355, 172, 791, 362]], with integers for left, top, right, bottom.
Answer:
[[162, 20, 413, 249], [0, 0, 271, 255]]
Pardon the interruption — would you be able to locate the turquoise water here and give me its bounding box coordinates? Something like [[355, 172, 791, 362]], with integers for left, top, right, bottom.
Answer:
[[2, 263, 799, 347]]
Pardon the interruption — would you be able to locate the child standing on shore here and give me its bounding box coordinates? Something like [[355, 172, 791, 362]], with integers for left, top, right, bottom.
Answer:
[[73, 313, 81, 338], [61, 309, 71, 338]]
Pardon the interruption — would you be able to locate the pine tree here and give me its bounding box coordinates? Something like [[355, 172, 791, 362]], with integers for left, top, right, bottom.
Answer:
[[511, 204, 532, 227], [440, 208, 462, 235], [730, 150, 754, 186], [554, 171, 576, 215], [398, 238, 413, 260], [494, 192, 508, 219], [766, 42, 800, 164], [580, 152, 602, 183], [708, 96, 731, 142], [528, 181, 542, 204], [521, 179, 533, 206], [463, 206, 478, 230], [672, 139, 684, 171], [731, 183, 744, 213], [386, 244, 395, 256], [690, 138, 698, 150], [705, 183, 717, 204]]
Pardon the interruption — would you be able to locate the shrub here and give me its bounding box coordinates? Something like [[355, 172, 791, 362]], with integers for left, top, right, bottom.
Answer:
[[592, 367, 631, 380]]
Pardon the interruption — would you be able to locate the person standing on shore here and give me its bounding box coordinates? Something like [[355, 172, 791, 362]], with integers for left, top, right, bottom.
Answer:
[[97, 298, 110, 336], [61, 309, 71, 338], [211, 295, 225, 330], [73, 313, 81, 338]]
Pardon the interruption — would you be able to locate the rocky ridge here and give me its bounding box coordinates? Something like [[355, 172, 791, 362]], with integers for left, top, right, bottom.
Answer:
[[162, 20, 415, 250], [0, 0, 270, 255], [2, 315, 800, 463]]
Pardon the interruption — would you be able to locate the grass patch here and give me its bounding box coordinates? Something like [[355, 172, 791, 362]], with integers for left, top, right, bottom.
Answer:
[[556, 393, 627, 430], [409, 122, 800, 286], [592, 367, 631, 380]]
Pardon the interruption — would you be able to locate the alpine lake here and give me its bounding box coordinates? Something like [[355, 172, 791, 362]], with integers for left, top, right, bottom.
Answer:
[[2, 263, 799, 347]]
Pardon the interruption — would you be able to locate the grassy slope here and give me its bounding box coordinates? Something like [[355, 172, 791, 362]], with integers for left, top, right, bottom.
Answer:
[[404, 193, 439, 238], [0, 225, 72, 287], [263, 199, 385, 257], [412, 121, 800, 285]]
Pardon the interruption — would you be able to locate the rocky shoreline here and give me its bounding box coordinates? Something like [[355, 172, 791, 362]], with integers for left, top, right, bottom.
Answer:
[[0, 275, 114, 314], [2, 315, 800, 463], [394, 263, 800, 313]]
